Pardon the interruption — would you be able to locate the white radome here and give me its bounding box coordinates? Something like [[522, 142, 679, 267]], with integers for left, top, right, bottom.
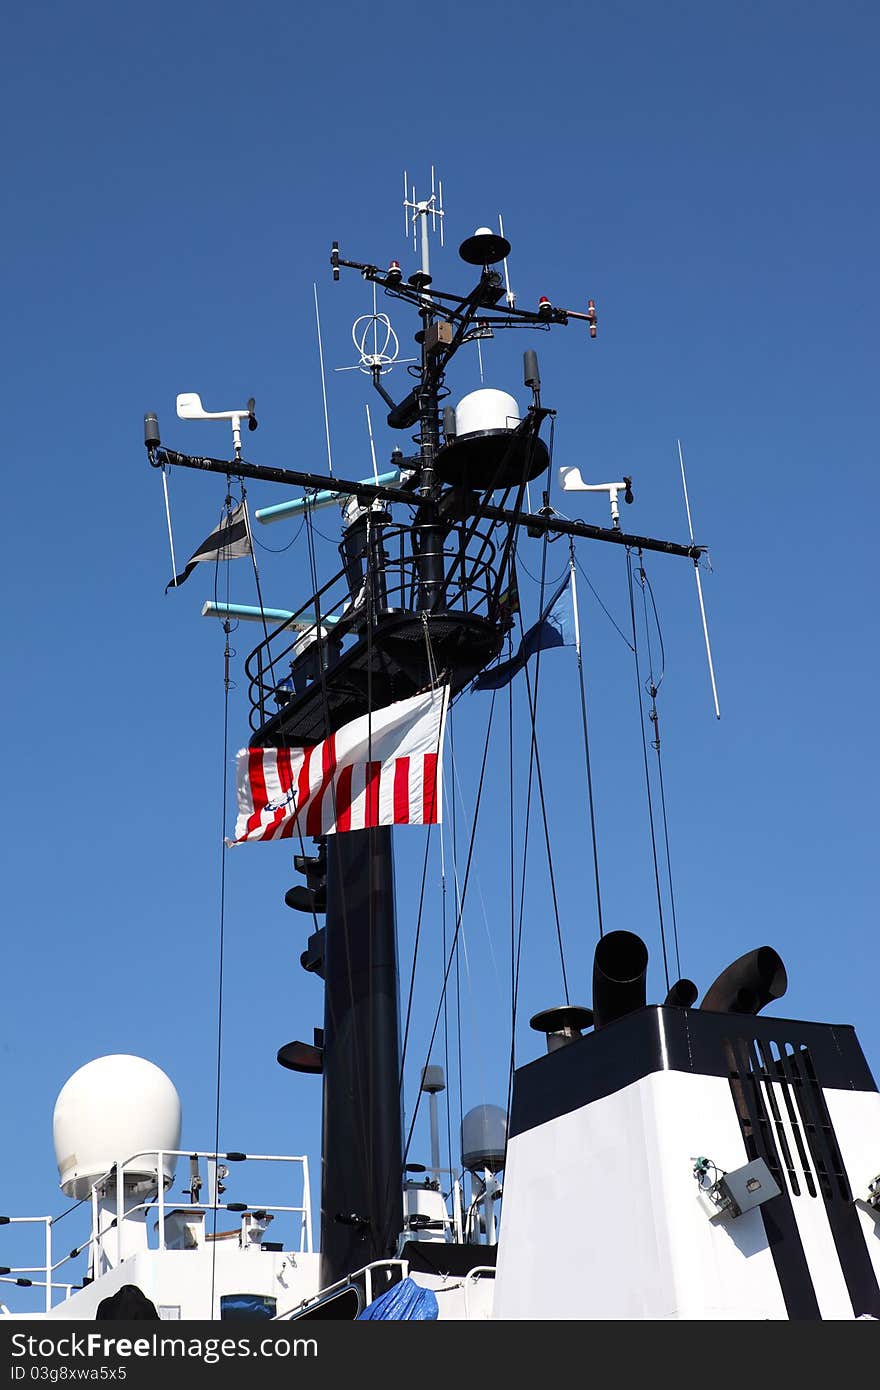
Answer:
[[53, 1055, 181, 1198], [454, 389, 520, 439]]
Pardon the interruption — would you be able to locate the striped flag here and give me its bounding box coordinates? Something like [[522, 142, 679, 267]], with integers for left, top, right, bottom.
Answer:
[[232, 685, 449, 843], [166, 501, 252, 591]]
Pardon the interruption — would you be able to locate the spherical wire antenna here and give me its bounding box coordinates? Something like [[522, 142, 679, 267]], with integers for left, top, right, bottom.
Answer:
[[340, 281, 402, 378], [351, 308, 400, 375], [336, 283, 416, 377]]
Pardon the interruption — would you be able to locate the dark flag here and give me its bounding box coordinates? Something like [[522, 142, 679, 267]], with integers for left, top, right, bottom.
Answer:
[[166, 501, 252, 591], [473, 572, 574, 691]]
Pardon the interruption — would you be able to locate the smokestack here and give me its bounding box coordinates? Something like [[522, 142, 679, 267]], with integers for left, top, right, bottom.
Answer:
[[664, 978, 699, 1009], [701, 947, 787, 1016], [592, 931, 649, 1029]]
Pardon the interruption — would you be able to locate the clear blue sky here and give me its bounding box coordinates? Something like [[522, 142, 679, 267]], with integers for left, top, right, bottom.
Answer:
[[2, 0, 877, 1291]]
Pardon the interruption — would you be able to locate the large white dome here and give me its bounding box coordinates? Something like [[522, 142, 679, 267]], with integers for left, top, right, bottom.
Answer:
[[53, 1055, 181, 1198]]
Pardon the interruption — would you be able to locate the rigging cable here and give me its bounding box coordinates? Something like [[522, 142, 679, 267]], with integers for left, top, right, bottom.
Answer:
[[210, 491, 235, 1317], [625, 547, 671, 993], [302, 507, 373, 1194], [506, 562, 540, 1117], [396, 606, 448, 1102], [520, 534, 570, 1004], [637, 558, 682, 981], [441, 829, 453, 1185], [253, 515, 305, 553], [399, 692, 498, 1174], [449, 712, 464, 1167], [569, 539, 605, 939], [397, 820, 436, 1095], [240, 484, 279, 690], [573, 553, 635, 653], [505, 631, 518, 1136]]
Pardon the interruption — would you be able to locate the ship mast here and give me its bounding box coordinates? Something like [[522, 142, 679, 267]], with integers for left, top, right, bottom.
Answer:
[[144, 178, 705, 1293]]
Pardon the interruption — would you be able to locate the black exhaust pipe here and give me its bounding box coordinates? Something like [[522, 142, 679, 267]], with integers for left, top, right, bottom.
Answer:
[[701, 947, 787, 1016], [592, 931, 649, 1029], [664, 978, 698, 1009]]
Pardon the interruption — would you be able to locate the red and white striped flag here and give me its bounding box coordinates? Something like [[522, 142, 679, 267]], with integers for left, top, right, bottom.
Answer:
[[232, 686, 449, 843]]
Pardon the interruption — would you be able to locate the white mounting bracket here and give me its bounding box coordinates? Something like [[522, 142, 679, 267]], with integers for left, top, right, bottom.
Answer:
[[558, 466, 633, 529]]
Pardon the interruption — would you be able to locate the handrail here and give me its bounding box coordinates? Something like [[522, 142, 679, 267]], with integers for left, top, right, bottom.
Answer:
[[0, 1147, 312, 1316], [243, 518, 501, 732], [462, 1265, 496, 1321], [275, 1258, 410, 1321]]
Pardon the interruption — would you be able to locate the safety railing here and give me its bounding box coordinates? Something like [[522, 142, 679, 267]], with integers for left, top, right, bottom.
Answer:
[[244, 517, 500, 732], [275, 1258, 410, 1321], [0, 1148, 312, 1316]]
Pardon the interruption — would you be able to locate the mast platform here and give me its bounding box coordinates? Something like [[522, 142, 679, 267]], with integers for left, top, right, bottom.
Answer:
[[248, 608, 501, 747]]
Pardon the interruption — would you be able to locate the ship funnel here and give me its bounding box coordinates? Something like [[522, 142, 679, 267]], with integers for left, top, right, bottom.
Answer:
[[700, 947, 787, 1016], [592, 931, 649, 1029], [664, 978, 699, 1008]]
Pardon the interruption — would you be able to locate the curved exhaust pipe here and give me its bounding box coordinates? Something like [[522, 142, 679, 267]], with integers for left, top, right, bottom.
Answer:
[[664, 978, 698, 1009], [701, 947, 787, 1016], [592, 931, 649, 1029]]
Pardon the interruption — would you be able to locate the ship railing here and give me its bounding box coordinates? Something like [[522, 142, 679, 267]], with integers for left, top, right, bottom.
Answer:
[[0, 1149, 312, 1315], [244, 519, 500, 732], [274, 1258, 410, 1321], [462, 1265, 497, 1321]]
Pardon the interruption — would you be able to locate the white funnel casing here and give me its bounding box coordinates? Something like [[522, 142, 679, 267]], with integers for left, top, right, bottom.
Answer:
[[495, 1008, 880, 1320], [453, 389, 520, 439], [53, 1055, 181, 1198]]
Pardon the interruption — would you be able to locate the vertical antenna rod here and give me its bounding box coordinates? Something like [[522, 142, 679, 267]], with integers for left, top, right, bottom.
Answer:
[[314, 283, 334, 475], [678, 439, 720, 719], [499, 213, 515, 308], [365, 402, 379, 483]]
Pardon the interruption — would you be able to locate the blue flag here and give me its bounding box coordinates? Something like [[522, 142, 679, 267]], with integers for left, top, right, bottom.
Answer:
[[473, 572, 574, 691]]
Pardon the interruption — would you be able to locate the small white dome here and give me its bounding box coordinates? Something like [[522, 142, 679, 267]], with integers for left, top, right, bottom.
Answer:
[[53, 1055, 181, 1198], [454, 389, 520, 439]]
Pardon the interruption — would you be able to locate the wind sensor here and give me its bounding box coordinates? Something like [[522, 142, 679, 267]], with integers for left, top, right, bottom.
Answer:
[[176, 392, 258, 461]]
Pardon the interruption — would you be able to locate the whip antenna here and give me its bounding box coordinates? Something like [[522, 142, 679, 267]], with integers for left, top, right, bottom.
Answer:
[[314, 283, 333, 475], [678, 439, 720, 719], [498, 213, 515, 308], [365, 402, 379, 483]]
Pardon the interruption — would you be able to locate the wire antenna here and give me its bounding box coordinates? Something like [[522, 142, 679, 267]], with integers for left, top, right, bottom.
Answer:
[[678, 439, 720, 719]]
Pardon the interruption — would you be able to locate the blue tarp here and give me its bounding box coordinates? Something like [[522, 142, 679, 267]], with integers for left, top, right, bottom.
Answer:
[[357, 1276, 439, 1321], [220, 1293, 277, 1319]]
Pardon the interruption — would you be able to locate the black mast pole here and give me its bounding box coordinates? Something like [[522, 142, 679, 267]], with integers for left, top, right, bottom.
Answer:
[[415, 290, 445, 611], [320, 828, 401, 1288]]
